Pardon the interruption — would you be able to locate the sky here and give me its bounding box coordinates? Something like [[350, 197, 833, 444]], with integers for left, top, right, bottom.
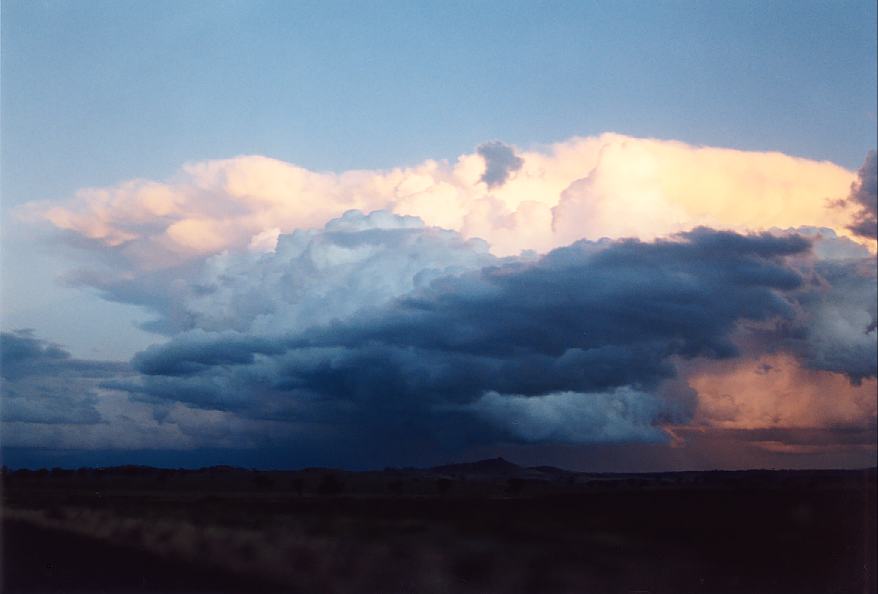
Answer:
[[1, 0, 876, 470]]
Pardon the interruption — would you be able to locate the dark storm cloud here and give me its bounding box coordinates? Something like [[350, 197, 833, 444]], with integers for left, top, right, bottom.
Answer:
[[126, 228, 825, 449], [802, 261, 876, 380], [0, 330, 129, 424], [846, 150, 877, 239], [132, 331, 286, 376], [9, 224, 875, 465], [753, 255, 877, 382], [1, 330, 128, 381], [477, 141, 524, 187], [285, 228, 809, 397]]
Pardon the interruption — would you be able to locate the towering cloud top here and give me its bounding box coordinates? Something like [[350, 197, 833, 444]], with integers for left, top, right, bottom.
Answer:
[[7, 134, 877, 468], [21, 133, 866, 271]]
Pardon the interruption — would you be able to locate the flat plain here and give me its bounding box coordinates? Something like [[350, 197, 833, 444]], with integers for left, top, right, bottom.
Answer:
[[2, 461, 875, 594]]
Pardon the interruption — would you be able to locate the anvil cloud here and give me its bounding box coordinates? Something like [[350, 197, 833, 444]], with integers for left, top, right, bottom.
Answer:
[[22, 134, 866, 267], [5, 134, 877, 468]]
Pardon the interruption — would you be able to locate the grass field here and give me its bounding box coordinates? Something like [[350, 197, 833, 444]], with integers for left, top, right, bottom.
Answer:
[[2, 463, 875, 593]]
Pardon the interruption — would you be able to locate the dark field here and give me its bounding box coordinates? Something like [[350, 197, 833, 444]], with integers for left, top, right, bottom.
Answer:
[[2, 461, 875, 594]]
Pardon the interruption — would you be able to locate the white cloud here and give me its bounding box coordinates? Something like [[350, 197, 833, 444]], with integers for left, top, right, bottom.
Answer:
[[183, 210, 495, 335], [21, 133, 864, 275], [466, 388, 667, 443]]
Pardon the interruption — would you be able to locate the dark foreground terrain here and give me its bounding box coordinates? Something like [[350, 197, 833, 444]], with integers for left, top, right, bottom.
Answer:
[[2, 460, 875, 594]]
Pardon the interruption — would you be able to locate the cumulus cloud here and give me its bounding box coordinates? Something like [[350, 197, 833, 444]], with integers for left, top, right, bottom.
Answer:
[[477, 141, 524, 187], [110, 222, 876, 458], [10, 135, 877, 463], [71, 210, 497, 335], [6, 218, 875, 462], [181, 210, 496, 335], [1, 329, 125, 382], [846, 150, 877, 239], [466, 389, 667, 443], [1, 330, 125, 424], [20, 133, 862, 276], [94, 216, 873, 462], [739, 228, 877, 382], [785, 257, 877, 381], [0, 330, 288, 451]]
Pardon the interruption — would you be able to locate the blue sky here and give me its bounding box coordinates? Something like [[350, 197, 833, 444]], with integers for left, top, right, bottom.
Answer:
[[4, 0, 876, 359], [4, 0, 876, 197], [1, 1, 876, 470]]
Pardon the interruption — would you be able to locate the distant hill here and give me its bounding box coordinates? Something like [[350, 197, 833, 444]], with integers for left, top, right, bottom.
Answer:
[[527, 465, 575, 476], [430, 457, 522, 476]]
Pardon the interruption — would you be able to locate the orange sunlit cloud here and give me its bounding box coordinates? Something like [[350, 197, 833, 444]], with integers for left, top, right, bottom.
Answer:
[[20, 133, 867, 271], [686, 353, 877, 432]]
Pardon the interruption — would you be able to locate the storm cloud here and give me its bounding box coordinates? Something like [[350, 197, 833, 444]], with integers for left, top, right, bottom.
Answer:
[[846, 150, 877, 239], [0, 330, 127, 424], [6, 203, 875, 464], [737, 227, 878, 382], [7, 141, 876, 465], [0, 330, 296, 452], [113, 219, 878, 458], [21, 134, 862, 268]]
